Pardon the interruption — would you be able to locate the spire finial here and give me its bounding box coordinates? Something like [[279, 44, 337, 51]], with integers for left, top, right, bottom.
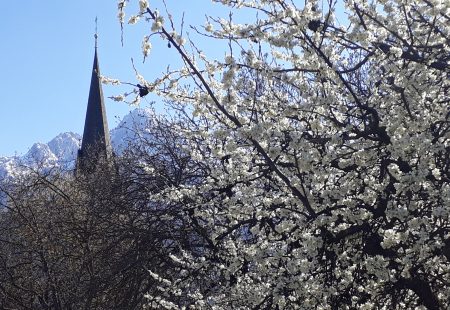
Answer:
[[94, 16, 98, 49]]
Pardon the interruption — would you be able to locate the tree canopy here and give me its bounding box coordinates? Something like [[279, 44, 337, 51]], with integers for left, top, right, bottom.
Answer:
[[118, 0, 449, 309]]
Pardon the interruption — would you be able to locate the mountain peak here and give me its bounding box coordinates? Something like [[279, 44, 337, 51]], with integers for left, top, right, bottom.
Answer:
[[0, 108, 153, 179]]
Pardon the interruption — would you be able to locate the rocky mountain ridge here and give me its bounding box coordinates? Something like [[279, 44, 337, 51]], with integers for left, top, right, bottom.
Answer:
[[0, 108, 153, 180]]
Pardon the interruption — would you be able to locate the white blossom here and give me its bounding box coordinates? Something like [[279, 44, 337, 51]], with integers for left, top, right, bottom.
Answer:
[[139, 0, 148, 13], [109, 94, 124, 102], [128, 15, 140, 24], [142, 36, 152, 57], [121, 1, 450, 308]]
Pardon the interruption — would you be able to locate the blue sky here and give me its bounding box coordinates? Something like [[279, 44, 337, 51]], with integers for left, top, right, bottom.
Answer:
[[0, 1, 228, 156], [0, 1, 345, 157]]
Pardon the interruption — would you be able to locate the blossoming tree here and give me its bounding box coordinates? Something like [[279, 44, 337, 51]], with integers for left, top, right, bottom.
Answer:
[[118, 0, 449, 308]]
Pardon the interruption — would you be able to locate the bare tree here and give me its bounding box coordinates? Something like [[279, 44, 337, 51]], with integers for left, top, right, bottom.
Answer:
[[0, 115, 206, 309]]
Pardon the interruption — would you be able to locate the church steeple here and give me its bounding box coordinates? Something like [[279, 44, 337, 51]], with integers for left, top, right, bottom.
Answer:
[[76, 37, 112, 173]]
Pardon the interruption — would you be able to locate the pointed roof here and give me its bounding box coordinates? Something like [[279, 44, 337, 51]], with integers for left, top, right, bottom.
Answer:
[[77, 47, 112, 172]]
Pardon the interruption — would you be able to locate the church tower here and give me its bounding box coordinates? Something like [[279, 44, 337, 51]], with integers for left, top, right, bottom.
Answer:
[[76, 37, 112, 173]]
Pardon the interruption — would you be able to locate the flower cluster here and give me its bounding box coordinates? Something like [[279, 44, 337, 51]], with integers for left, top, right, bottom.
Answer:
[[123, 0, 450, 308]]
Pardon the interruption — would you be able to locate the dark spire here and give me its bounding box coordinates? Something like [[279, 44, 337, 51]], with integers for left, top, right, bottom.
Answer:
[[94, 16, 98, 49], [77, 36, 112, 173]]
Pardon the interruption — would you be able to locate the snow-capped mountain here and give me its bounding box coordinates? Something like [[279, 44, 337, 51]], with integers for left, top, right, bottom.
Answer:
[[47, 132, 82, 160], [24, 133, 81, 167], [0, 156, 21, 180], [0, 108, 153, 180], [0, 133, 80, 180], [111, 108, 154, 154]]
